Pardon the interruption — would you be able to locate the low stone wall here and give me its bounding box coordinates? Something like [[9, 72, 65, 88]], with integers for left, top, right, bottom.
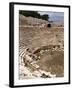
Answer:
[[33, 45, 60, 54], [19, 23, 50, 28]]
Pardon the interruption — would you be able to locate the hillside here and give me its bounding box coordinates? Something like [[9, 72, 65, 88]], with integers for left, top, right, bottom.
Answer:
[[19, 14, 64, 79]]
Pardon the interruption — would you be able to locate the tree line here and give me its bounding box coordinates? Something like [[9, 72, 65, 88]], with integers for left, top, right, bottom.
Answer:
[[19, 11, 49, 21]]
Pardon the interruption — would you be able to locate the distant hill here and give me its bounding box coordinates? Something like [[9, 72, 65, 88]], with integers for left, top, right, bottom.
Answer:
[[49, 15, 64, 22], [38, 11, 64, 22]]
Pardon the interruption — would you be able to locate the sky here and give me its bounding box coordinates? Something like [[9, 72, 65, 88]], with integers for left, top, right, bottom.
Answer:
[[38, 11, 64, 22]]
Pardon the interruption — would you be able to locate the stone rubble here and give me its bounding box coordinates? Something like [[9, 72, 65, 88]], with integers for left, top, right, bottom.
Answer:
[[19, 44, 63, 79]]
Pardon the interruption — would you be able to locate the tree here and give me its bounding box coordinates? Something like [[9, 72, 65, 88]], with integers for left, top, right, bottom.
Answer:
[[41, 14, 49, 21]]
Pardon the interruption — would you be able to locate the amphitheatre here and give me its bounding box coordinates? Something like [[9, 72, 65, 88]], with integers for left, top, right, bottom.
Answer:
[[19, 14, 64, 79]]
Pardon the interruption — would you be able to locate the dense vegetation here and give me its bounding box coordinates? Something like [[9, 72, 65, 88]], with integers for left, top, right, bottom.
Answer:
[[19, 11, 49, 21]]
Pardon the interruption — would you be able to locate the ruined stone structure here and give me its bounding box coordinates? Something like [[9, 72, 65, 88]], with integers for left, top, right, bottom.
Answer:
[[19, 14, 64, 79], [19, 44, 63, 78]]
